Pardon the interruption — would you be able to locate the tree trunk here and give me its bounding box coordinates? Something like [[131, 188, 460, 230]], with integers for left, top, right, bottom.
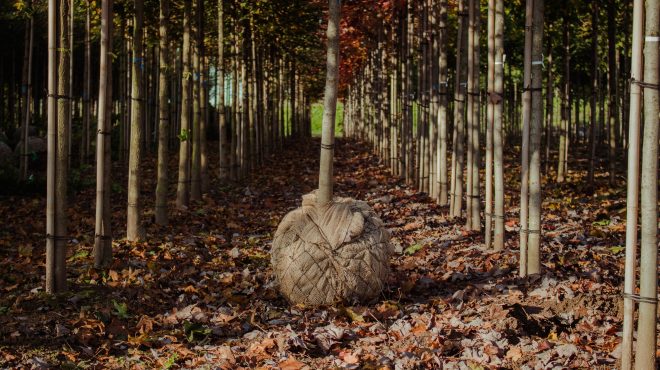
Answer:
[[198, 0, 207, 192], [53, 0, 71, 291], [485, 0, 495, 247], [155, 0, 170, 226], [526, 0, 544, 275], [469, 0, 481, 232], [557, 15, 569, 183], [82, 0, 91, 165], [450, 0, 468, 218], [46, 0, 65, 292], [20, 7, 34, 181], [544, 48, 553, 174], [518, 0, 533, 277], [176, 0, 192, 208], [606, 0, 619, 185], [492, 0, 505, 250], [587, 2, 598, 186], [93, 0, 113, 268], [127, 0, 145, 241], [437, 0, 448, 206], [634, 2, 659, 368], [317, 0, 341, 206], [218, 0, 228, 180], [190, 0, 202, 201], [230, 37, 239, 181], [67, 0, 73, 170], [620, 1, 644, 367]]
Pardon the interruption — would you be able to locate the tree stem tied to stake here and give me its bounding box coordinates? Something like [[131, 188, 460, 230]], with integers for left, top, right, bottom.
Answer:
[[317, 0, 341, 206]]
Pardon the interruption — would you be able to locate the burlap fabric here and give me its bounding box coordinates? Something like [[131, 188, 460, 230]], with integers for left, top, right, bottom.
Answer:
[[271, 191, 392, 305]]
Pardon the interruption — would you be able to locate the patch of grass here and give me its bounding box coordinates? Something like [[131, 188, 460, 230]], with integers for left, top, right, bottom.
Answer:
[[311, 102, 344, 137]]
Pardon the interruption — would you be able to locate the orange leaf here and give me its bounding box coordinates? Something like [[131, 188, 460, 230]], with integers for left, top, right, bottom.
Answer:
[[279, 357, 306, 370]]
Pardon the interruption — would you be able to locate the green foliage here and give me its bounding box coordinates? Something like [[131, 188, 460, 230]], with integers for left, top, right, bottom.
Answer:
[[112, 300, 130, 319], [178, 129, 191, 142], [183, 321, 211, 343], [162, 353, 178, 369], [592, 219, 610, 227], [609, 245, 625, 254], [404, 244, 423, 255], [311, 102, 344, 137]]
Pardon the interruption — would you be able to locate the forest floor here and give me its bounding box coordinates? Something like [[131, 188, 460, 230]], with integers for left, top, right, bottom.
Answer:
[[0, 138, 638, 369]]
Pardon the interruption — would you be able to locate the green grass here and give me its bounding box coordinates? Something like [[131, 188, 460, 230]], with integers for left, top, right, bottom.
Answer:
[[311, 102, 344, 137]]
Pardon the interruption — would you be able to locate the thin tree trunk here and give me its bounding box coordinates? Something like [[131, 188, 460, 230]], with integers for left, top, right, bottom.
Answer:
[[20, 7, 34, 181], [468, 0, 481, 231], [634, 2, 659, 368], [607, 0, 618, 185], [67, 0, 73, 170], [557, 15, 569, 183], [544, 48, 553, 174], [155, 0, 169, 226], [519, 0, 533, 277], [82, 0, 91, 165], [485, 0, 495, 246], [450, 0, 467, 218], [526, 0, 544, 275], [46, 0, 65, 292], [587, 2, 598, 186], [620, 1, 644, 368], [199, 1, 208, 193], [53, 0, 71, 291], [230, 37, 238, 180], [127, 0, 145, 241], [94, 0, 113, 268], [176, 0, 192, 208], [492, 0, 505, 250], [190, 1, 202, 201], [437, 0, 448, 206], [218, 0, 228, 180], [317, 0, 341, 206]]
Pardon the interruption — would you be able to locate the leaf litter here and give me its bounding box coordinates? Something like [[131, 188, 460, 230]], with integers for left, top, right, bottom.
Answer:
[[0, 139, 641, 369]]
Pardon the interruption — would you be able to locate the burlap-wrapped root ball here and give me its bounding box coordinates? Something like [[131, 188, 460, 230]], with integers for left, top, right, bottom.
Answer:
[[271, 191, 393, 306]]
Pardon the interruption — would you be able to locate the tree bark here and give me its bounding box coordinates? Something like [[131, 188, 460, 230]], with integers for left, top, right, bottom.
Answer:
[[82, 0, 91, 165], [492, 0, 505, 250], [218, 0, 228, 180], [46, 0, 64, 292], [450, 0, 468, 218], [94, 0, 113, 268], [519, 0, 533, 277], [437, 0, 448, 206], [127, 0, 145, 241], [485, 0, 495, 247], [557, 15, 569, 183], [190, 0, 202, 201], [176, 0, 192, 208], [468, 0, 481, 231], [20, 6, 34, 181], [620, 1, 644, 368], [155, 0, 170, 226], [526, 0, 544, 276], [606, 0, 619, 185], [634, 2, 659, 368], [587, 2, 598, 186], [317, 0, 341, 206]]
